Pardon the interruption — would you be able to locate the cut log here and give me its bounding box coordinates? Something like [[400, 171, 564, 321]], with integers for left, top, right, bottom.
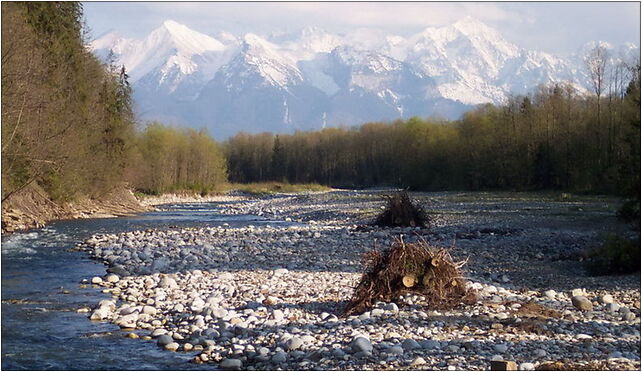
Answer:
[[490, 360, 517, 371], [402, 275, 416, 288]]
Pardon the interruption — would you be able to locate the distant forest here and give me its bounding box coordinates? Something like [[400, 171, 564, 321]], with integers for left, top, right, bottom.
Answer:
[[226, 72, 640, 196], [2, 2, 640, 204]]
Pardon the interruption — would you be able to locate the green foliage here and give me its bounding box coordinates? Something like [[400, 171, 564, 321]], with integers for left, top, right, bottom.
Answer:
[[2, 2, 136, 202], [130, 123, 227, 195], [225, 76, 640, 196], [228, 182, 329, 196], [584, 234, 640, 276]]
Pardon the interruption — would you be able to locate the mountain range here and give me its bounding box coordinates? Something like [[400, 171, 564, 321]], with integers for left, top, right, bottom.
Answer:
[[90, 17, 639, 139]]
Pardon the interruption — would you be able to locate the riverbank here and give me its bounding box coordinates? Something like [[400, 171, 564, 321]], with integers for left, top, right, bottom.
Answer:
[[79, 190, 640, 370], [1, 185, 151, 235]]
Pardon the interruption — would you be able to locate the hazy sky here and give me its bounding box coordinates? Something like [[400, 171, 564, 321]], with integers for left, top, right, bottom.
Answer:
[[83, 1, 640, 56]]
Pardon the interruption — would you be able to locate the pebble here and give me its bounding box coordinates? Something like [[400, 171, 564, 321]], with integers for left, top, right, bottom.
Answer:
[[519, 362, 535, 371], [285, 337, 304, 351], [493, 344, 509, 353], [571, 295, 593, 311], [219, 358, 242, 369], [543, 289, 556, 299], [411, 357, 426, 366], [351, 337, 373, 353], [271, 351, 287, 363], [401, 338, 420, 351], [105, 274, 119, 283], [164, 342, 179, 352], [156, 334, 173, 346], [599, 294, 614, 304]]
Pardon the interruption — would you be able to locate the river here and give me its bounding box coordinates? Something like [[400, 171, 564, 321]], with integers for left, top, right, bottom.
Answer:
[[1, 202, 288, 370]]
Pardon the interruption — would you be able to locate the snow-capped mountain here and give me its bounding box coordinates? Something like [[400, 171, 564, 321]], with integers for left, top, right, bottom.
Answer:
[[89, 18, 639, 138]]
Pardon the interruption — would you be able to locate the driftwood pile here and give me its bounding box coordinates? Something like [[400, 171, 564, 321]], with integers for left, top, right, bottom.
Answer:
[[373, 191, 429, 228], [344, 237, 474, 316]]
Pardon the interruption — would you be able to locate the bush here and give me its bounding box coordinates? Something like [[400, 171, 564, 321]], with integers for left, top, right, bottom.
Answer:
[[617, 198, 640, 229], [373, 191, 430, 228], [584, 234, 640, 276]]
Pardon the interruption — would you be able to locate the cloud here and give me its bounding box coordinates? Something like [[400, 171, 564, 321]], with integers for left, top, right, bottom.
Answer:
[[83, 1, 639, 55]]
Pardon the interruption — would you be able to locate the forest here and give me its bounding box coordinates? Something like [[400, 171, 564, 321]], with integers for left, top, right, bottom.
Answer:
[[1, 2, 228, 201], [226, 72, 640, 197], [2, 2, 640, 206]]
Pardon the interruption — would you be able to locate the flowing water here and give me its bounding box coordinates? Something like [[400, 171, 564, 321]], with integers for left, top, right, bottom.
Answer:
[[1, 202, 289, 370]]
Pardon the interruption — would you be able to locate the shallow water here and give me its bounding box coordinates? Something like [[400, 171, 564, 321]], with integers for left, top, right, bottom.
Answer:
[[1, 202, 289, 370]]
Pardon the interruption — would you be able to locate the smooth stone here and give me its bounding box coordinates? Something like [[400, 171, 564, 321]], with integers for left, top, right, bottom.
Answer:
[[401, 338, 420, 351], [371, 308, 384, 317], [493, 344, 509, 353], [389, 346, 404, 355], [219, 358, 242, 369], [271, 351, 288, 363], [383, 303, 399, 313], [411, 357, 427, 366], [142, 306, 156, 315], [606, 303, 621, 313], [274, 268, 288, 276], [285, 337, 304, 351], [91, 277, 103, 284], [420, 340, 441, 350], [519, 362, 535, 371], [543, 290, 556, 299], [212, 308, 228, 318], [571, 288, 586, 297], [599, 294, 614, 304], [351, 337, 373, 353], [151, 328, 167, 337], [164, 342, 179, 352], [105, 274, 119, 283], [90, 308, 110, 321], [157, 334, 173, 346], [272, 309, 284, 321], [534, 349, 547, 358], [571, 296, 593, 311]]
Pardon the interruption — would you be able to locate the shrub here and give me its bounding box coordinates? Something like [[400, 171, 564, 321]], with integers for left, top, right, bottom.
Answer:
[[584, 234, 640, 276], [373, 191, 429, 228], [617, 198, 640, 229]]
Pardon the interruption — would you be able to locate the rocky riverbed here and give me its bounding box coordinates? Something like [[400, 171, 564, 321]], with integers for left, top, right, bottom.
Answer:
[[78, 190, 640, 370]]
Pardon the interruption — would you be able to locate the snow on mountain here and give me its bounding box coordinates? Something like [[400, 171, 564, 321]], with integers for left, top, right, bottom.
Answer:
[[90, 18, 639, 138]]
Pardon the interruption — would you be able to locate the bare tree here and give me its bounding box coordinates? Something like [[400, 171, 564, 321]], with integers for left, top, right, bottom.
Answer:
[[585, 44, 610, 166]]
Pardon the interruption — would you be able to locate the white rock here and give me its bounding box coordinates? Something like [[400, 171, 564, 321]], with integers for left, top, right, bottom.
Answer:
[[519, 362, 535, 371], [493, 344, 508, 353]]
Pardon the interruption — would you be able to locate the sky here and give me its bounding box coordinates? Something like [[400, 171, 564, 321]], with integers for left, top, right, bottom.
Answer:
[[83, 1, 640, 56]]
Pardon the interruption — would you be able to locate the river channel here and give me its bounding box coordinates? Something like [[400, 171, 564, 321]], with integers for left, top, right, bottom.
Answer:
[[1, 202, 288, 370]]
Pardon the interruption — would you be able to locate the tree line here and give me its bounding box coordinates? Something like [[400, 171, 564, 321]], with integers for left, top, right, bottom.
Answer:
[[1, 2, 228, 202], [226, 59, 640, 197], [2, 2, 638, 202]]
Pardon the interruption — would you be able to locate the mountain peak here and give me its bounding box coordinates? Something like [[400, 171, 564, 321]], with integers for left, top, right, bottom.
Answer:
[[149, 20, 225, 53]]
